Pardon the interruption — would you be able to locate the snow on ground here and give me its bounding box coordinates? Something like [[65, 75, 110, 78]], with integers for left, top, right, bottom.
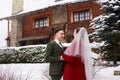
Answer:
[[0, 63, 120, 80], [0, 63, 51, 80], [94, 66, 120, 80]]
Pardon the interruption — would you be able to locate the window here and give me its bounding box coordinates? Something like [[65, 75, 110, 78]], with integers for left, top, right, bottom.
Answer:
[[74, 13, 79, 22], [35, 20, 39, 28], [73, 10, 90, 22], [85, 10, 90, 20], [35, 17, 48, 28], [80, 12, 84, 21]]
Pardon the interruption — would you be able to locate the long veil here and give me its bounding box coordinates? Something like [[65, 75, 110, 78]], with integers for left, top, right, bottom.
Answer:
[[64, 27, 94, 80]]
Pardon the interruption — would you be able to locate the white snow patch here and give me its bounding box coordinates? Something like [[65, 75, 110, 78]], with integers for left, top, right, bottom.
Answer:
[[90, 41, 105, 48], [92, 52, 100, 59], [99, 0, 108, 3], [0, 63, 51, 80], [1, 63, 120, 80], [18, 0, 88, 15], [94, 66, 120, 80]]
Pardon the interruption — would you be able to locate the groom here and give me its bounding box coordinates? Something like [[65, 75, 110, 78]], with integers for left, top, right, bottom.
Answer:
[[46, 28, 65, 80]]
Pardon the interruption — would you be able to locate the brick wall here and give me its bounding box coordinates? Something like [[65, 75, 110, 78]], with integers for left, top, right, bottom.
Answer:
[[10, 0, 24, 46], [67, 1, 103, 31], [10, 17, 23, 46], [52, 5, 67, 24], [23, 9, 52, 38], [23, 5, 67, 38], [12, 0, 23, 14]]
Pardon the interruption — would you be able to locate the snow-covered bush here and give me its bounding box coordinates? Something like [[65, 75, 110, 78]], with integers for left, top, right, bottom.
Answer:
[[0, 45, 46, 63]]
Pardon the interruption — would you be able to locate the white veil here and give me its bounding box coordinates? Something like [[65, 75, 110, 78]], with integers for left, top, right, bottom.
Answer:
[[64, 27, 94, 80]]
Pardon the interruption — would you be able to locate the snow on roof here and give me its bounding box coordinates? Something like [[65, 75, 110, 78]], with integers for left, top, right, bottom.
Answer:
[[99, 0, 108, 3], [0, 0, 91, 20], [17, 0, 87, 15]]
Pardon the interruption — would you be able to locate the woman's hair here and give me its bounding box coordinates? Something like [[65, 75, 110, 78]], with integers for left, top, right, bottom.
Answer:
[[76, 27, 80, 33]]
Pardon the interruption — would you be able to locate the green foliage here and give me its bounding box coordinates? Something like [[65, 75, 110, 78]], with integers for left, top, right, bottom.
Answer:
[[0, 45, 46, 63]]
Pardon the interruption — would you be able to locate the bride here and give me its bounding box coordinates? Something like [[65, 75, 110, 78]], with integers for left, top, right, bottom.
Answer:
[[61, 27, 94, 80]]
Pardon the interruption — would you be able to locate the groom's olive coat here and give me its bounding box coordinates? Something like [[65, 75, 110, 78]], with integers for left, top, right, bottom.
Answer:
[[45, 41, 65, 76]]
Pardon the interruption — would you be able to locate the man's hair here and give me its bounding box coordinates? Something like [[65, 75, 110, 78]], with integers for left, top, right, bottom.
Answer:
[[54, 28, 64, 35]]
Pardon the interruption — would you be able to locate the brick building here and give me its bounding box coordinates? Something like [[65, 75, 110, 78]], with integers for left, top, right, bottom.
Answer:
[[0, 0, 103, 47]]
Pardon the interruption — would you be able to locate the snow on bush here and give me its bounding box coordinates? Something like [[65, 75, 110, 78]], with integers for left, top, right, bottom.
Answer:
[[0, 43, 71, 63], [90, 0, 120, 63], [0, 45, 46, 63]]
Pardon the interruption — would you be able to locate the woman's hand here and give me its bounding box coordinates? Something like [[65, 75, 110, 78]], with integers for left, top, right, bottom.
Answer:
[[60, 55, 64, 60]]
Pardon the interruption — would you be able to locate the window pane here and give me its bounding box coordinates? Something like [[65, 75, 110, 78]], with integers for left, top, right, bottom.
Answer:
[[40, 19, 44, 27], [85, 11, 90, 20], [44, 18, 48, 27], [74, 12, 79, 22], [80, 12, 84, 21], [35, 20, 39, 28]]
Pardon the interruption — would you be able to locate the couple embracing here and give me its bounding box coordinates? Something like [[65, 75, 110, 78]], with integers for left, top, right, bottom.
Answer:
[[45, 27, 94, 80]]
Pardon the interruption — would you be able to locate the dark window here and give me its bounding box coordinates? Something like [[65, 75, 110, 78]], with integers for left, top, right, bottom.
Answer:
[[73, 10, 90, 22], [35, 17, 48, 28]]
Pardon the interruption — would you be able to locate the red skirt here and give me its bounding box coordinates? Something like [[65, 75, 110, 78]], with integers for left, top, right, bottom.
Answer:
[[62, 54, 86, 80]]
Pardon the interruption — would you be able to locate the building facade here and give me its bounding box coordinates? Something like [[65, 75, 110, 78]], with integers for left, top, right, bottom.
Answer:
[[4, 0, 103, 46]]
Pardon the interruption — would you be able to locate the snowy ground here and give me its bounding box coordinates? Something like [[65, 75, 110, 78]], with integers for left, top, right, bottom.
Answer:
[[0, 63, 120, 80], [0, 63, 51, 80], [94, 66, 120, 80]]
